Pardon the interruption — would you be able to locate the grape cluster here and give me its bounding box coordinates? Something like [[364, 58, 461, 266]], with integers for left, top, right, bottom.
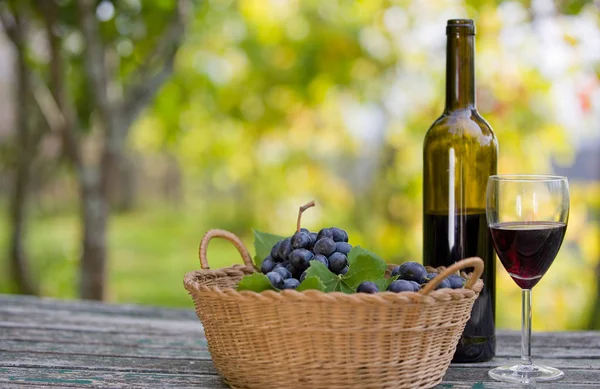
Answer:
[[356, 262, 466, 294], [261, 227, 352, 289]]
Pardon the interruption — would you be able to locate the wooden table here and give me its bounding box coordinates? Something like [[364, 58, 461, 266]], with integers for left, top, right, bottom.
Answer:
[[0, 294, 597, 388]]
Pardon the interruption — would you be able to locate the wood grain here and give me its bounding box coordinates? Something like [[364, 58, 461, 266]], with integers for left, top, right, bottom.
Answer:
[[0, 293, 598, 388], [0, 366, 229, 388]]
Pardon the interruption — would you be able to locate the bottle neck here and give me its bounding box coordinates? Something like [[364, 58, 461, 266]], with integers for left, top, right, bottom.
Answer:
[[445, 33, 476, 112]]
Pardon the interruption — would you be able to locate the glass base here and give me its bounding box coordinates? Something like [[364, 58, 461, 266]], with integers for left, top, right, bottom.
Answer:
[[489, 363, 564, 383]]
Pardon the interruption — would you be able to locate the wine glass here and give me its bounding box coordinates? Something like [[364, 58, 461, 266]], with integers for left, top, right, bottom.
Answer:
[[486, 175, 569, 383]]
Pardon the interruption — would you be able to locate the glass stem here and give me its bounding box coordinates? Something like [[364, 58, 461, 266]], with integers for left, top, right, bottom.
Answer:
[[521, 288, 532, 366]]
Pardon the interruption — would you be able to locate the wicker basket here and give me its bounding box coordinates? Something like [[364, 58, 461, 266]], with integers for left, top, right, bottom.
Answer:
[[184, 229, 484, 389]]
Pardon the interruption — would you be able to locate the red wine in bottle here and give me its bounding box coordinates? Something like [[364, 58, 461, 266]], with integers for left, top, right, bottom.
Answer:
[[423, 19, 498, 363]]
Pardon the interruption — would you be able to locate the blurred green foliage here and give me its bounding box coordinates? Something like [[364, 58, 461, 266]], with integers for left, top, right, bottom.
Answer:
[[1, 0, 600, 330]]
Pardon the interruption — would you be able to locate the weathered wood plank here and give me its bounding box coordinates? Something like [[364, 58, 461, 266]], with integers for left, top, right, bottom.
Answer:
[[0, 321, 200, 337], [0, 308, 203, 335], [0, 366, 229, 388], [442, 367, 600, 385], [0, 351, 218, 375], [0, 340, 211, 359], [437, 383, 600, 389], [450, 357, 600, 369], [0, 294, 197, 320], [0, 385, 85, 388], [0, 326, 206, 349]]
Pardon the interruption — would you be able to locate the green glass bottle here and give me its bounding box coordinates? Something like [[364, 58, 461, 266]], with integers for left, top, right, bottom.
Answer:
[[423, 19, 497, 363]]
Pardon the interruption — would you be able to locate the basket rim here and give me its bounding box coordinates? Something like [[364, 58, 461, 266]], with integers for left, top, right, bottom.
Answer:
[[183, 265, 484, 304]]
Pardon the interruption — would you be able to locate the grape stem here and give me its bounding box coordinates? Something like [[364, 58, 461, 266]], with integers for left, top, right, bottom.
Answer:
[[296, 201, 315, 233]]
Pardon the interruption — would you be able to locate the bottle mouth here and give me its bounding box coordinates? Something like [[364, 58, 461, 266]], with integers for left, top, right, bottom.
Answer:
[[447, 19, 475, 35]]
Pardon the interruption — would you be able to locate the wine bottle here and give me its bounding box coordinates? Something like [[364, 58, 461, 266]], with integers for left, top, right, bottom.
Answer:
[[423, 19, 498, 363]]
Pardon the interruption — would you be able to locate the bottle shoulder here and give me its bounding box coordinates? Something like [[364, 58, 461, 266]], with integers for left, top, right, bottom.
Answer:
[[424, 109, 497, 148]]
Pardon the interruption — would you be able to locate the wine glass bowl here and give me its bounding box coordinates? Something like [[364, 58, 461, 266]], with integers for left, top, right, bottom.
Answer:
[[486, 174, 569, 383], [489, 221, 566, 290]]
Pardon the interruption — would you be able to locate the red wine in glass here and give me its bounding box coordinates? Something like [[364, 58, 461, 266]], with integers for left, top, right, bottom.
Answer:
[[490, 221, 567, 289]]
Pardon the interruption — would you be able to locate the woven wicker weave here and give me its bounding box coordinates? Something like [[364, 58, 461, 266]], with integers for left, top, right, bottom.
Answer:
[[184, 229, 484, 389]]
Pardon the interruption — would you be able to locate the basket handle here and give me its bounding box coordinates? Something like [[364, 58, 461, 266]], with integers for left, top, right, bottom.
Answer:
[[199, 229, 254, 270], [419, 257, 484, 295]]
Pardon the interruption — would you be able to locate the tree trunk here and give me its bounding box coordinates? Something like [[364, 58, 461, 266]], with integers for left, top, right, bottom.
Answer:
[[79, 166, 108, 300], [9, 148, 38, 295], [7, 9, 38, 295], [79, 136, 125, 299], [108, 152, 137, 212], [74, 0, 191, 299]]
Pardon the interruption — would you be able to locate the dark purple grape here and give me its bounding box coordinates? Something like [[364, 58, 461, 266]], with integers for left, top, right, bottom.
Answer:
[[284, 262, 295, 273], [330, 227, 348, 243], [300, 228, 310, 234], [272, 264, 292, 280], [289, 264, 304, 279], [335, 242, 352, 255], [310, 254, 329, 268], [277, 238, 293, 261], [266, 271, 284, 289], [291, 232, 312, 249], [436, 278, 452, 290], [299, 271, 307, 282], [313, 238, 336, 257], [447, 274, 465, 289], [409, 281, 421, 291], [338, 266, 349, 275], [260, 256, 276, 274], [328, 252, 347, 274], [289, 248, 313, 270], [270, 241, 282, 261], [282, 278, 300, 289], [424, 272, 438, 282], [357, 281, 379, 294], [397, 262, 427, 283], [317, 228, 334, 241], [387, 280, 417, 293], [391, 266, 401, 277], [309, 232, 318, 244]]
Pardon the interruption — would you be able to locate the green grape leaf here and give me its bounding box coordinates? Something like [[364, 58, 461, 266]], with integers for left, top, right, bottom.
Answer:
[[236, 273, 278, 292], [342, 246, 388, 290], [253, 230, 285, 268], [338, 281, 355, 294], [296, 276, 326, 292], [304, 261, 342, 292], [373, 275, 398, 292]]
